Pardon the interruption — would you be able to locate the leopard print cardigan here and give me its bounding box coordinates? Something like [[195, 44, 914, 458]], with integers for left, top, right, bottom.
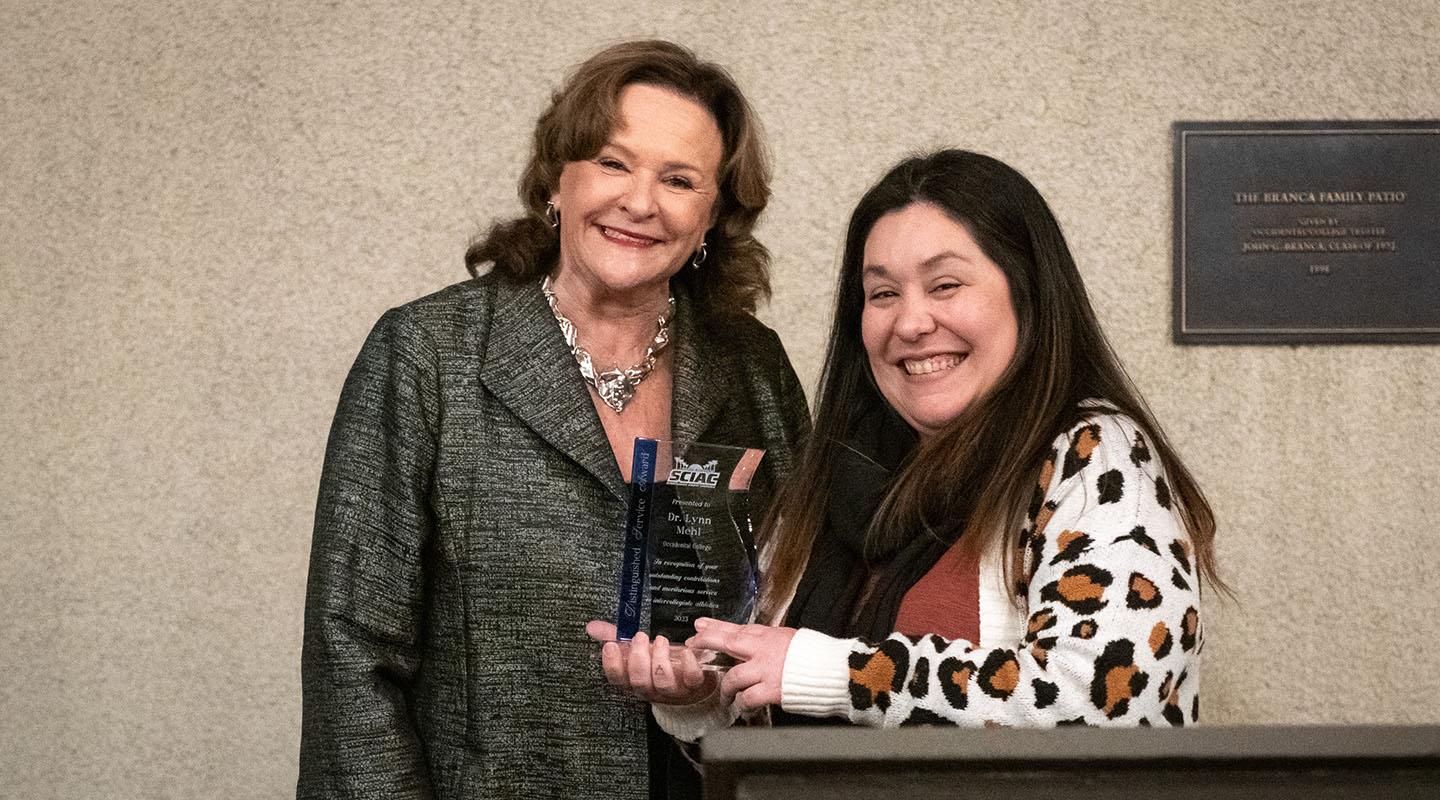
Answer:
[[779, 410, 1204, 727]]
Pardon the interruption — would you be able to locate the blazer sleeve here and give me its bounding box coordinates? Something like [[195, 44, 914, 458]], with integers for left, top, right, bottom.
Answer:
[[298, 308, 440, 799], [779, 413, 1203, 727]]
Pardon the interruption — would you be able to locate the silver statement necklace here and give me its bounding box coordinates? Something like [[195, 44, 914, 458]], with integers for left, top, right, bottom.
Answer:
[[541, 275, 675, 414]]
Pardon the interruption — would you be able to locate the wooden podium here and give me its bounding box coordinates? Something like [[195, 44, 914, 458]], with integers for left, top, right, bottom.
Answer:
[[702, 725, 1440, 799]]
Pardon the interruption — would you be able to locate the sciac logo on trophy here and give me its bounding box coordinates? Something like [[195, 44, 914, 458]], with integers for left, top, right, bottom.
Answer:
[[667, 457, 721, 488]]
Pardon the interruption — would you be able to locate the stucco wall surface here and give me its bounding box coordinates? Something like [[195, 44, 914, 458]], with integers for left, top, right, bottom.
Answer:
[[2, 1, 1438, 797]]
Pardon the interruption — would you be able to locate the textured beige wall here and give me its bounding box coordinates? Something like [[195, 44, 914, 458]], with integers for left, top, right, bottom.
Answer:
[[3, 0, 1438, 797]]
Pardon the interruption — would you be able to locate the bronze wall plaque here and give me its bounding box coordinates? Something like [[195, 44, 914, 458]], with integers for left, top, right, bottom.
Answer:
[[1174, 121, 1440, 344]]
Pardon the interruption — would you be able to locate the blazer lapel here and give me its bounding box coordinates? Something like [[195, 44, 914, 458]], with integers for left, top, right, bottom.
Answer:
[[479, 278, 626, 501], [669, 289, 735, 445]]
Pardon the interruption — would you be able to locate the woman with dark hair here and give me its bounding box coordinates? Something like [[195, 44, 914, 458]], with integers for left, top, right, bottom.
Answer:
[[613, 149, 1218, 732], [298, 40, 808, 799]]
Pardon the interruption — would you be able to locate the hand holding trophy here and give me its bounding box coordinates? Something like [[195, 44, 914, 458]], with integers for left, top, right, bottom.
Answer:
[[588, 438, 764, 703]]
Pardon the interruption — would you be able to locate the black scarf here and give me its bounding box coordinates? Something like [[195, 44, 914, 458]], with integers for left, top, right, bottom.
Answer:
[[781, 406, 950, 643], [772, 405, 946, 728]]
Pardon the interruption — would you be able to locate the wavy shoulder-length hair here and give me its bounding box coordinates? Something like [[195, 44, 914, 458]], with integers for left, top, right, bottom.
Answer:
[[465, 39, 773, 318], [759, 149, 1222, 622]]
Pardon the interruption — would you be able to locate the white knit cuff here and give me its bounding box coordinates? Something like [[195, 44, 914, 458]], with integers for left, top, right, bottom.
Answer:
[[652, 687, 739, 743], [779, 627, 857, 718]]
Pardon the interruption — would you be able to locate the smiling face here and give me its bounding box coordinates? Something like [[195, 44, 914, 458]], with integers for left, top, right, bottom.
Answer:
[[548, 83, 724, 308], [860, 202, 1019, 439]]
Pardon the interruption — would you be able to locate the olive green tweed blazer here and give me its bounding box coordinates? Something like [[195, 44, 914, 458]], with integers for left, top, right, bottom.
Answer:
[[298, 273, 810, 799]]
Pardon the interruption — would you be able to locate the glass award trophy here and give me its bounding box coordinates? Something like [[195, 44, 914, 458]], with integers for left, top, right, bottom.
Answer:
[[615, 438, 765, 655]]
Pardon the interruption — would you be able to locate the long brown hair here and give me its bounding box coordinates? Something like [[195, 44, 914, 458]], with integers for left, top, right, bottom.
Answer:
[[758, 150, 1222, 623], [465, 39, 773, 318]]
